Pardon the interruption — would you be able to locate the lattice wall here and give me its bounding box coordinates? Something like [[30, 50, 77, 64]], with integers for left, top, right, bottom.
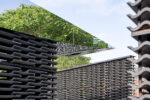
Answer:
[[56, 56, 134, 100], [0, 27, 57, 100]]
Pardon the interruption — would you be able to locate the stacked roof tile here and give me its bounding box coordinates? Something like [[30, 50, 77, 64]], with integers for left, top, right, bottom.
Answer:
[[0, 28, 57, 100], [128, 0, 150, 99], [56, 42, 100, 56], [56, 56, 134, 100]]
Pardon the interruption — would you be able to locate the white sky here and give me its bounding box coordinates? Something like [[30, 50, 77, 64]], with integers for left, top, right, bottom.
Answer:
[[85, 48, 137, 63], [30, 0, 138, 62]]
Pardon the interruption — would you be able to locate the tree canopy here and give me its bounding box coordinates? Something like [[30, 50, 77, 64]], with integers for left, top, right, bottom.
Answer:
[[56, 56, 91, 71], [0, 4, 108, 48]]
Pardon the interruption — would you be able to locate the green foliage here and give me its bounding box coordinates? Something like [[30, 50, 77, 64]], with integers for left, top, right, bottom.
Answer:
[[0, 70, 7, 79], [56, 56, 91, 71], [89, 49, 99, 53], [93, 41, 108, 48], [0, 4, 108, 48]]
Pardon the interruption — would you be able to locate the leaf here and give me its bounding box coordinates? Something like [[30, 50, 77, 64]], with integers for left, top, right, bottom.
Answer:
[[0, 4, 108, 48]]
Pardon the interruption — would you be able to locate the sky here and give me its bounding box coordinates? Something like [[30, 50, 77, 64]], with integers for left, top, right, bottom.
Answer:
[[0, 0, 138, 63], [0, 0, 35, 13], [85, 48, 137, 63]]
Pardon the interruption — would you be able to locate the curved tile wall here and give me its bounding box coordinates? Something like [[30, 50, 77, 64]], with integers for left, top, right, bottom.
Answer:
[[0, 27, 57, 100], [128, 0, 150, 99]]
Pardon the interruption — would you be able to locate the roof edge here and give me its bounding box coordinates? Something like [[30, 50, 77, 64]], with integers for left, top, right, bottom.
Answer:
[[57, 55, 134, 72]]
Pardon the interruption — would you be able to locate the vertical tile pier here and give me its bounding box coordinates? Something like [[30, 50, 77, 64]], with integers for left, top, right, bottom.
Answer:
[[0, 28, 57, 100], [128, 0, 150, 99], [56, 56, 134, 100]]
